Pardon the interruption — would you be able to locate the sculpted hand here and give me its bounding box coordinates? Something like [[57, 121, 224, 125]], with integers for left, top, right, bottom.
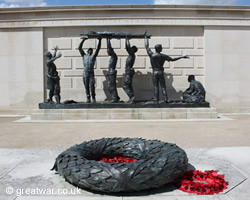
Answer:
[[57, 52, 62, 58], [144, 31, 151, 39], [183, 55, 190, 59]]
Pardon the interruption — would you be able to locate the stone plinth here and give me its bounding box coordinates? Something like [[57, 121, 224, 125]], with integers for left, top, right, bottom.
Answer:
[[31, 107, 218, 120], [39, 101, 210, 109]]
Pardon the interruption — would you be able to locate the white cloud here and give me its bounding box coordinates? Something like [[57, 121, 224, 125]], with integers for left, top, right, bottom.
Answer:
[[154, 0, 239, 5], [0, 3, 19, 7], [0, 0, 47, 7]]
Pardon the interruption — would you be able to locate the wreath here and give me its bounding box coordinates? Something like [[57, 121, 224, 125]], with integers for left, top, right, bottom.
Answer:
[[176, 170, 227, 195], [52, 138, 188, 193]]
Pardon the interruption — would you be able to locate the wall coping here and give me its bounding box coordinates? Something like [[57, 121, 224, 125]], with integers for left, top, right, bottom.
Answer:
[[1, 4, 250, 12], [1, 5, 250, 28]]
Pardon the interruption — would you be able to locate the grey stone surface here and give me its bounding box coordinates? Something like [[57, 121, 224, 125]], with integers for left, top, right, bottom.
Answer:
[[0, 160, 20, 179], [123, 196, 231, 200], [206, 147, 250, 200], [0, 197, 16, 200], [31, 107, 217, 120], [0, 147, 249, 199], [17, 197, 122, 200]]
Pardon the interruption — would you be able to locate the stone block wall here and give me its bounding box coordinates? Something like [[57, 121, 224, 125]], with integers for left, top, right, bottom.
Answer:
[[205, 26, 250, 112], [0, 28, 44, 109], [46, 27, 204, 102], [2, 5, 249, 112]]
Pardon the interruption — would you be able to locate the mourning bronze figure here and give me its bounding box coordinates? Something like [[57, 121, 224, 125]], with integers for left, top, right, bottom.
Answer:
[[183, 75, 206, 103]]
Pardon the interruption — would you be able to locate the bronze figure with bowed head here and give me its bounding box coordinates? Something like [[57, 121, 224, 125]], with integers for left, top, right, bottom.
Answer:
[[78, 37, 102, 103], [44, 46, 62, 104], [145, 36, 189, 103], [183, 75, 206, 103]]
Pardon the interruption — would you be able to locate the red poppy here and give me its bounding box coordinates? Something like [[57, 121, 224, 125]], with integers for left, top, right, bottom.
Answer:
[[99, 156, 136, 163], [176, 170, 227, 195]]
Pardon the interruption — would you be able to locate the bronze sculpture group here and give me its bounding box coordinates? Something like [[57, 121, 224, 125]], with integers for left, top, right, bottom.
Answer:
[[45, 31, 206, 104]]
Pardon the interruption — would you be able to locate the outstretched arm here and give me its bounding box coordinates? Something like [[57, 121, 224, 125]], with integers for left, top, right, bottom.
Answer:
[[169, 55, 189, 62], [93, 38, 102, 58], [78, 37, 87, 57], [144, 36, 153, 56]]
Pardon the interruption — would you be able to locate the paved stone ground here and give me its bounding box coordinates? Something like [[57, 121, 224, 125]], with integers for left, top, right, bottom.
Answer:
[[0, 147, 249, 200], [0, 115, 249, 149], [0, 114, 250, 199]]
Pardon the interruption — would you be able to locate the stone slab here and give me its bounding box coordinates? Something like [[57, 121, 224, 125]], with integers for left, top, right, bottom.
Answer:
[[31, 107, 217, 120], [123, 196, 231, 200], [0, 147, 249, 200], [15, 196, 231, 200], [17, 197, 122, 200]]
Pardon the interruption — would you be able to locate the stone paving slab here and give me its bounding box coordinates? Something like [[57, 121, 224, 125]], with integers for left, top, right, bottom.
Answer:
[[0, 147, 249, 200], [16, 115, 231, 123], [15, 196, 232, 200], [16, 197, 122, 200]]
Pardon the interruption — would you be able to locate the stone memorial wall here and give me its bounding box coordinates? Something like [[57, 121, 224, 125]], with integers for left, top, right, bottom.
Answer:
[[1, 5, 250, 113]]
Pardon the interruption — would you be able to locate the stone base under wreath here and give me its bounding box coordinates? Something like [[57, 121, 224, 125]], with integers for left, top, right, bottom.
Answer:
[[31, 107, 218, 121], [0, 147, 248, 199]]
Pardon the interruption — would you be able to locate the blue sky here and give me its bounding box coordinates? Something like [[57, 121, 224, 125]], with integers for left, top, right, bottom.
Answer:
[[1, 0, 250, 8]]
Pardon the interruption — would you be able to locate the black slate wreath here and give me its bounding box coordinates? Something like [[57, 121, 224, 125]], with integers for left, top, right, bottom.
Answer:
[[52, 138, 188, 193]]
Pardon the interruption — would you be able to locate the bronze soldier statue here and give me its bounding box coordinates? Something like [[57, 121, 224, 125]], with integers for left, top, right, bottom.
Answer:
[[183, 75, 206, 103], [123, 38, 138, 103], [78, 37, 102, 103], [145, 36, 189, 103], [107, 38, 120, 103], [44, 46, 62, 104]]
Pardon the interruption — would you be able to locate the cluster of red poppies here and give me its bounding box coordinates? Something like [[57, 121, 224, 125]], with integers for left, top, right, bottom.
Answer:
[[176, 170, 227, 195], [99, 156, 136, 163]]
